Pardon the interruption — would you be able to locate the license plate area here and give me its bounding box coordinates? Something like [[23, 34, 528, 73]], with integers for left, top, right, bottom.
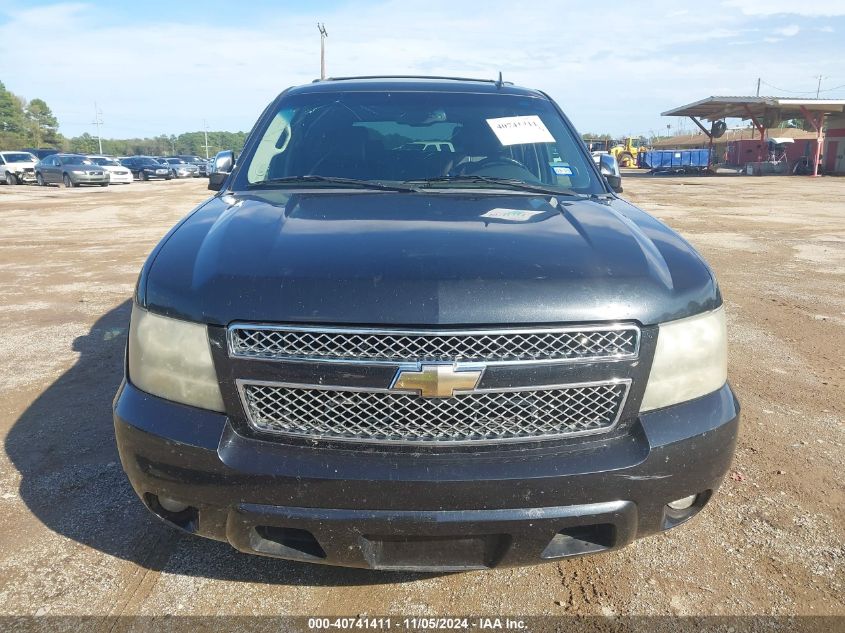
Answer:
[[358, 534, 511, 571]]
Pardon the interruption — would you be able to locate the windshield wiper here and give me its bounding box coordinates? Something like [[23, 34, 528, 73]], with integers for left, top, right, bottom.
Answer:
[[407, 175, 584, 197], [248, 175, 420, 192]]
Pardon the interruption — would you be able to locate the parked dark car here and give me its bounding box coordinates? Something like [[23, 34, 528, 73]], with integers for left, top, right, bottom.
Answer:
[[115, 77, 739, 571], [120, 156, 172, 181], [35, 153, 109, 187], [21, 147, 61, 160]]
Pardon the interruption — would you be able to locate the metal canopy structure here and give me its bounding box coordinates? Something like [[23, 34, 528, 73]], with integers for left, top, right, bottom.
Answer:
[[661, 96, 845, 176]]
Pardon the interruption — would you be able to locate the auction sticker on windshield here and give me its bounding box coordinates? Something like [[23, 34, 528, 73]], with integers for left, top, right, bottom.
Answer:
[[486, 115, 555, 146]]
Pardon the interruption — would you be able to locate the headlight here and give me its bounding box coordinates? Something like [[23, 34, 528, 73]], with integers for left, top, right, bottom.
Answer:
[[128, 304, 225, 412], [640, 307, 727, 412]]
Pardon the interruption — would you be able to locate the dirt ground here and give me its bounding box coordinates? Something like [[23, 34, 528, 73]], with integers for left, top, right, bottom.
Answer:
[[0, 175, 842, 622]]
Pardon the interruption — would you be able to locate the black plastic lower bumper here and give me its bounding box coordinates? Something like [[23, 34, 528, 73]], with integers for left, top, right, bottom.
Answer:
[[113, 381, 739, 570]]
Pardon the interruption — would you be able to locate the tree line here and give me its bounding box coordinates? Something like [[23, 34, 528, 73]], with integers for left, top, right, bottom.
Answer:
[[1, 79, 246, 157]]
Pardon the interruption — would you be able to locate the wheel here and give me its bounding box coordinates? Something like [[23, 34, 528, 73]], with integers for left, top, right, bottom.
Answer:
[[62, 173, 76, 188], [165, 175, 172, 180], [5, 171, 17, 185], [99, 183, 108, 187], [36, 173, 44, 186], [139, 171, 147, 181]]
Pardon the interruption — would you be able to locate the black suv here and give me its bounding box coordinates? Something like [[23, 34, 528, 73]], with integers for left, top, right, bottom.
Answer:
[[114, 77, 739, 571]]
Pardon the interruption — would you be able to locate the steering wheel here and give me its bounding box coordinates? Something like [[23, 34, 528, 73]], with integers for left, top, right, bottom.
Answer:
[[455, 156, 541, 182]]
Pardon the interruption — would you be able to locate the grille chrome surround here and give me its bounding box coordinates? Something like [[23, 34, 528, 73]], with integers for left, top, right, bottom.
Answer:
[[237, 379, 631, 445], [228, 324, 640, 365]]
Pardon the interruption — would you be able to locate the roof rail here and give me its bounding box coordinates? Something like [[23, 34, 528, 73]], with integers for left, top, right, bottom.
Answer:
[[312, 74, 514, 85]]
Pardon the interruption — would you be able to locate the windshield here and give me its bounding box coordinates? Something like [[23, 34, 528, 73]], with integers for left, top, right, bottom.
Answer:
[[3, 152, 36, 163], [138, 158, 162, 166], [236, 90, 602, 194], [88, 157, 119, 166]]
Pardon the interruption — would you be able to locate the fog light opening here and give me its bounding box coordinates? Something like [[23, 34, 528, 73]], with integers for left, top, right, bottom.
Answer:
[[662, 490, 712, 530], [667, 494, 697, 511], [159, 497, 190, 513], [144, 493, 199, 532]]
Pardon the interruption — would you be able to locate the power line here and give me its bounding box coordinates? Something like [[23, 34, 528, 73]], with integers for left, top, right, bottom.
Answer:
[[759, 79, 817, 95], [759, 78, 845, 96]]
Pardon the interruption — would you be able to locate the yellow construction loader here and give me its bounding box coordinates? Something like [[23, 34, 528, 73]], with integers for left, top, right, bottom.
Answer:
[[610, 137, 649, 167]]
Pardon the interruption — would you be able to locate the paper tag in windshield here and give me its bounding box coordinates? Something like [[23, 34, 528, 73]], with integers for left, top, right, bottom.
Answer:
[[481, 208, 544, 222], [486, 115, 555, 146]]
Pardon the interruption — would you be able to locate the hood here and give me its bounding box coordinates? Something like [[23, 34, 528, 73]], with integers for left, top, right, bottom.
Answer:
[[140, 191, 720, 326]]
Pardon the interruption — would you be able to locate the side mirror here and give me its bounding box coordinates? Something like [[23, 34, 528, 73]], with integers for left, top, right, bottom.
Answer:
[[208, 150, 234, 191], [599, 154, 623, 194]]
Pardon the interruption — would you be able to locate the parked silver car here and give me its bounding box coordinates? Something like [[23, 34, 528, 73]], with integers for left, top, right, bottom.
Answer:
[[158, 157, 198, 178], [35, 154, 109, 187]]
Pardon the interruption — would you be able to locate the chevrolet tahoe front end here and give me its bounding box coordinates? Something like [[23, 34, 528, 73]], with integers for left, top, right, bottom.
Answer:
[[113, 77, 739, 571]]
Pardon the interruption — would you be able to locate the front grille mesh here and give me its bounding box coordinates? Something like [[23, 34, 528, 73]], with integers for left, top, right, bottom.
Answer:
[[230, 326, 639, 363], [241, 382, 628, 444]]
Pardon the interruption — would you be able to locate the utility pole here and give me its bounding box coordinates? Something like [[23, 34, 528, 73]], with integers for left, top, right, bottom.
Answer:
[[756, 77, 761, 97], [92, 102, 104, 154], [203, 119, 210, 159], [815, 75, 826, 98], [318, 23, 328, 80]]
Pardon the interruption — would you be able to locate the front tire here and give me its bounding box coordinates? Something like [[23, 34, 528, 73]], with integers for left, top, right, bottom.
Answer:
[[62, 173, 77, 188], [618, 152, 634, 168], [5, 172, 18, 185], [36, 173, 45, 186], [139, 171, 147, 181]]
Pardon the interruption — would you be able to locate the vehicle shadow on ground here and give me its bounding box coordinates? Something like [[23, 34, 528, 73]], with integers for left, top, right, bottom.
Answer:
[[5, 301, 435, 586]]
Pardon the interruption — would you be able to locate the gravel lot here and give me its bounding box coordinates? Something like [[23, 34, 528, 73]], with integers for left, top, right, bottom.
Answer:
[[0, 175, 842, 622]]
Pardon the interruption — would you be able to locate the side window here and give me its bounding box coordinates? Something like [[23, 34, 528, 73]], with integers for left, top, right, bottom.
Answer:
[[248, 109, 293, 182], [0, 156, 5, 165]]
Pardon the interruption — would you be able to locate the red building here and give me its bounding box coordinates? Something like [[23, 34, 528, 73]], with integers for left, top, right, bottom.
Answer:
[[726, 136, 819, 170], [824, 114, 845, 174]]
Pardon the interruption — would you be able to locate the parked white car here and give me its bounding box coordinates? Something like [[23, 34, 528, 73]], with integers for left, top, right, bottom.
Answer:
[[86, 156, 133, 184], [0, 151, 39, 185]]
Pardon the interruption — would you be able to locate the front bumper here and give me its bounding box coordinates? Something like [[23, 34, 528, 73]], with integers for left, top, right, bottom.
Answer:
[[142, 170, 171, 179], [114, 381, 739, 571], [107, 172, 133, 184], [71, 172, 109, 184], [13, 170, 37, 183]]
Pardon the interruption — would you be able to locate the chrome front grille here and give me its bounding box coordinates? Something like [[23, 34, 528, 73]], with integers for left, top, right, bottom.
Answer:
[[228, 324, 640, 364], [238, 380, 630, 444]]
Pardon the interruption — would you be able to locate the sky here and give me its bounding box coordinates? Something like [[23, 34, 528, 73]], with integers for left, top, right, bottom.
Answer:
[[2, 0, 844, 139]]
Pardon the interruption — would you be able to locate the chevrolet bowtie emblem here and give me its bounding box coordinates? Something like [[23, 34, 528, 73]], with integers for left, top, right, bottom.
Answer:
[[391, 365, 483, 398]]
